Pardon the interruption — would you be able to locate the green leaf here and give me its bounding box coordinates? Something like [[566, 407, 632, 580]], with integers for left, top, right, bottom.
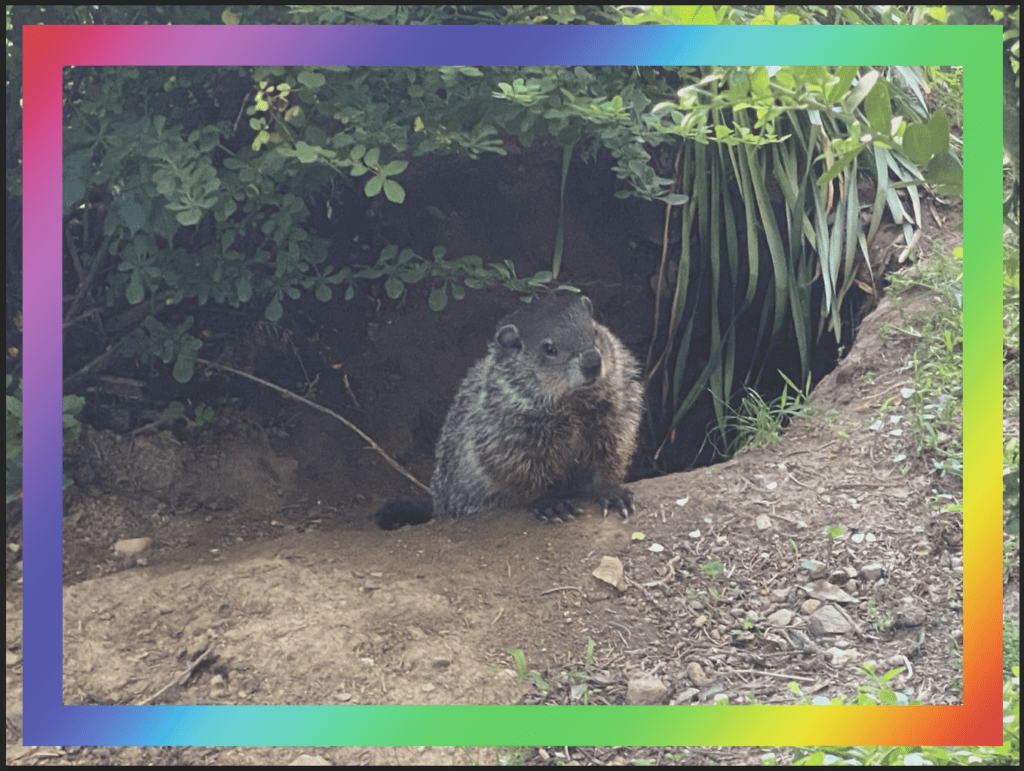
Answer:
[[315, 283, 332, 302], [925, 109, 950, 155], [62, 395, 86, 415], [295, 141, 319, 164], [902, 123, 932, 166], [176, 208, 203, 227], [925, 152, 962, 195], [236, 275, 252, 303], [864, 81, 893, 138], [194, 403, 215, 426], [63, 147, 94, 214], [383, 179, 405, 204], [751, 67, 771, 98], [297, 70, 326, 89], [364, 175, 383, 197], [825, 66, 859, 104], [384, 276, 405, 299], [265, 297, 283, 322], [381, 159, 408, 176], [845, 69, 879, 113], [172, 349, 196, 384], [428, 286, 448, 311], [126, 277, 145, 305]]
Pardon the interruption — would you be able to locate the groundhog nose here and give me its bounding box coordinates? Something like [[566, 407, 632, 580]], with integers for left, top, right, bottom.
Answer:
[[581, 350, 602, 382]]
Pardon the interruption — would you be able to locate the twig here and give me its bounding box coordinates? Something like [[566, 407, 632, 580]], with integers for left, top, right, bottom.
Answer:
[[136, 644, 214, 705], [196, 357, 431, 495], [540, 585, 581, 596], [786, 472, 819, 492], [233, 91, 251, 134], [64, 224, 86, 284], [63, 345, 122, 388], [64, 233, 112, 324], [728, 668, 819, 683], [861, 379, 913, 403]]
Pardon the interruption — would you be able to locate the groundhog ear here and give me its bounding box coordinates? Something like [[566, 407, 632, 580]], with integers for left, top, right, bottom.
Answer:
[[496, 324, 522, 350], [579, 296, 594, 316]]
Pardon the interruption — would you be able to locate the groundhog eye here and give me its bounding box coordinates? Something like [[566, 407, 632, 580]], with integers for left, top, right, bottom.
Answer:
[[543, 342, 558, 357]]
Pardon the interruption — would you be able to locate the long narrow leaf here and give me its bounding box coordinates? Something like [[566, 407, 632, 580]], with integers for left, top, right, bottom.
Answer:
[[867, 145, 889, 245], [660, 314, 741, 455], [746, 143, 789, 340], [837, 157, 863, 304]]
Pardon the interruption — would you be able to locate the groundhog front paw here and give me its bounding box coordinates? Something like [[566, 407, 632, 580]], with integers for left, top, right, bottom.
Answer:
[[530, 497, 579, 524], [596, 487, 634, 519]]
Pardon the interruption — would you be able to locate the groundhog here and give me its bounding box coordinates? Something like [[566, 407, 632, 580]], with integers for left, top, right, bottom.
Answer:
[[374, 293, 644, 530]]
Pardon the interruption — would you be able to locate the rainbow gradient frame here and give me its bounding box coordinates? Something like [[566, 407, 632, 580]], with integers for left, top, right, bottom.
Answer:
[[22, 23, 1004, 747]]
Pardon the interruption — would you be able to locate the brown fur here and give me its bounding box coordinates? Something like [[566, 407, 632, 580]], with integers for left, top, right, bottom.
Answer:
[[431, 293, 643, 521], [375, 292, 643, 530]]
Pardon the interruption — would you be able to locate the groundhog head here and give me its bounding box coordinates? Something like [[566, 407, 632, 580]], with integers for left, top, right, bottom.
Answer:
[[494, 294, 604, 399]]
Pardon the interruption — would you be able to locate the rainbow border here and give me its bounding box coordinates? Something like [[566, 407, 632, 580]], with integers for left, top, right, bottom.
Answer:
[[22, 23, 1004, 747]]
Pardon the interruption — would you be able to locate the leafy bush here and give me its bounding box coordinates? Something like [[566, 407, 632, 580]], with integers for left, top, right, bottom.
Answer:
[[7, 7, 972, 469], [6, 376, 84, 503]]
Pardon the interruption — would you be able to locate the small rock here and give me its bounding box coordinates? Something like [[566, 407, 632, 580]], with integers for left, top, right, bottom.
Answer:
[[627, 673, 669, 704], [209, 674, 230, 699], [802, 579, 857, 604], [112, 537, 152, 557], [860, 563, 884, 581], [825, 646, 863, 666], [592, 556, 625, 591], [807, 561, 828, 579], [766, 609, 794, 627], [895, 599, 927, 627], [829, 566, 857, 583], [685, 661, 716, 687], [672, 687, 700, 704], [807, 604, 854, 636], [800, 598, 822, 614], [770, 588, 790, 603], [288, 754, 331, 766]]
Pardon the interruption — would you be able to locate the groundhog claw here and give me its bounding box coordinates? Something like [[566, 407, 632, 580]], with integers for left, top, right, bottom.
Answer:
[[598, 488, 634, 519], [531, 498, 578, 523]]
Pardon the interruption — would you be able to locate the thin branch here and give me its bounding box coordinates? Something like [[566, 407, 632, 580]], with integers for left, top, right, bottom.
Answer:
[[196, 357, 431, 496], [136, 644, 214, 706]]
